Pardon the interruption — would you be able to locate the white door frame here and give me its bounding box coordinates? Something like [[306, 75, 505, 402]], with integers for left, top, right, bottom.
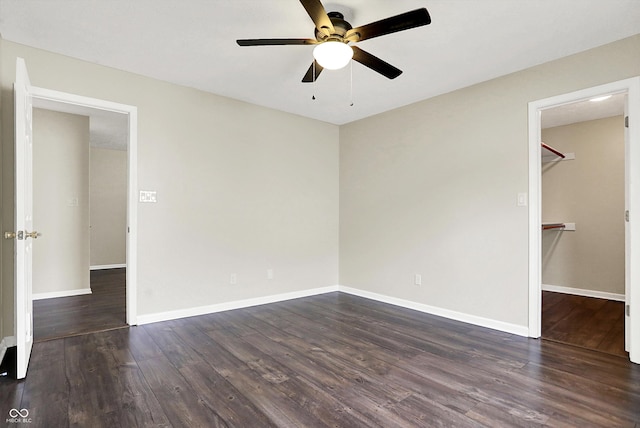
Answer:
[[527, 77, 640, 364], [29, 86, 138, 326]]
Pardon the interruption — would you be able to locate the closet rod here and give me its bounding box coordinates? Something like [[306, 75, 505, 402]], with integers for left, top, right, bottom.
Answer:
[[541, 142, 565, 159], [542, 223, 566, 230]]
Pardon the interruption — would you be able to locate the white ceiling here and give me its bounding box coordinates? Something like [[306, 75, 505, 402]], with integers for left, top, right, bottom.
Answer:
[[542, 93, 626, 129], [2, 0, 640, 126]]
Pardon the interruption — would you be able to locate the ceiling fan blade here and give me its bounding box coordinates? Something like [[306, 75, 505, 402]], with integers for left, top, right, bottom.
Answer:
[[302, 60, 324, 82], [346, 8, 431, 42], [351, 46, 402, 79], [237, 38, 317, 46], [299, 0, 335, 35]]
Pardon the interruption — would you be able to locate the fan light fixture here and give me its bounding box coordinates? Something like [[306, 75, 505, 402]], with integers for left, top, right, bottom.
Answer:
[[313, 41, 353, 70]]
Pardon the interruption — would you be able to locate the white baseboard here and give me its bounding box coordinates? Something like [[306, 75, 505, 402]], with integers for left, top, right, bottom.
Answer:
[[137, 284, 528, 337], [33, 288, 92, 300], [137, 285, 340, 325], [542, 284, 625, 302], [0, 336, 16, 367], [90, 264, 126, 271], [338, 286, 530, 337]]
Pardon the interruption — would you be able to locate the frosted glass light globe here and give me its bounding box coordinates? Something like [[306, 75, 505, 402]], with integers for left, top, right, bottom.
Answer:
[[313, 41, 353, 70]]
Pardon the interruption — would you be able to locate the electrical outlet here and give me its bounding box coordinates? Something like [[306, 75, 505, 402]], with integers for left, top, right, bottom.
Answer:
[[267, 269, 274, 280], [414, 274, 422, 286], [230, 273, 237, 285]]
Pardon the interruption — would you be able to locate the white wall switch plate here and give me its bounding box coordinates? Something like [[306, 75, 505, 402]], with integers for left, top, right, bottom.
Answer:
[[139, 190, 157, 203], [517, 193, 527, 207]]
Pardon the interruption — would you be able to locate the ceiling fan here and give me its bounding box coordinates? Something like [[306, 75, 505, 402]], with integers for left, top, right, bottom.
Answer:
[[236, 0, 431, 82]]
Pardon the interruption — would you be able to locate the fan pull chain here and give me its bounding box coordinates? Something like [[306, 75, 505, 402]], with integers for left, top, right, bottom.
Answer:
[[312, 60, 316, 100], [349, 60, 354, 107]]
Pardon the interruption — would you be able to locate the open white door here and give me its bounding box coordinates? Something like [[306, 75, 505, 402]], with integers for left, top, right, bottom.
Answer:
[[625, 80, 640, 363], [14, 58, 36, 379]]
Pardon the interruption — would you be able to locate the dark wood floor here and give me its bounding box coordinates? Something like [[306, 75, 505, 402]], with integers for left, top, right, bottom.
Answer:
[[542, 291, 626, 357], [33, 268, 127, 342], [2, 292, 639, 427]]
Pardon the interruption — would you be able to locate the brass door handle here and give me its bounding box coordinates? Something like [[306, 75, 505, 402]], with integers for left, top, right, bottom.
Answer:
[[3, 231, 41, 240]]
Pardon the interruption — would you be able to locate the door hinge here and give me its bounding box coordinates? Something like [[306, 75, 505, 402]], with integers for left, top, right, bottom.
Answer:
[[625, 210, 630, 222], [626, 305, 630, 317], [625, 116, 629, 128]]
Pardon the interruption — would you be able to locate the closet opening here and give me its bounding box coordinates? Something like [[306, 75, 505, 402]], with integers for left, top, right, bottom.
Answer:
[[527, 77, 640, 364], [539, 95, 626, 357]]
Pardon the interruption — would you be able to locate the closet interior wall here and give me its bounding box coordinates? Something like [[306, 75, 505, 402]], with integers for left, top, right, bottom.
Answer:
[[541, 115, 625, 298]]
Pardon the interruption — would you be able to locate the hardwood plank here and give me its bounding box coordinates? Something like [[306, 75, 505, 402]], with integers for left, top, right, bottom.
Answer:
[[239, 308, 480, 427], [137, 355, 227, 427], [230, 315, 417, 426], [143, 322, 206, 369], [178, 361, 278, 428], [6, 343, 68, 428], [126, 325, 166, 362], [0, 377, 24, 422], [0, 292, 638, 427], [65, 331, 171, 428], [542, 291, 626, 357], [33, 268, 127, 342], [205, 327, 373, 427], [172, 321, 329, 426], [244, 302, 580, 425]]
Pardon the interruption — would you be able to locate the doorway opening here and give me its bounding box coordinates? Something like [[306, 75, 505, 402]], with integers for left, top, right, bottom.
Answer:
[[29, 88, 138, 334], [538, 95, 626, 356], [30, 106, 130, 341], [527, 77, 640, 364]]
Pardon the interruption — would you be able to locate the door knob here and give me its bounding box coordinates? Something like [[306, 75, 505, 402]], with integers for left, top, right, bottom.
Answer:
[[25, 231, 41, 239]]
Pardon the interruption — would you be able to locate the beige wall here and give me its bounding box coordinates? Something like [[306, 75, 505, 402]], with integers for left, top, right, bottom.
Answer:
[[32, 108, 90, 295], [339, 35, 640, 328], [2, 34, 639, 340], [90, 147, 127, 267], [541, 116, 625, 294], [1, 39, 339, 338]]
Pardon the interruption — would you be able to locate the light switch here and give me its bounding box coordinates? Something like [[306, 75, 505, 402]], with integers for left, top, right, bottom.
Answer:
[[139, 190, 157, 203], [517, 193, 527, 207]]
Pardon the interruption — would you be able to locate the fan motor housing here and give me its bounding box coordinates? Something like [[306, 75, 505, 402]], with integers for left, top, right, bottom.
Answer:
[[315, 12, 352, 41]]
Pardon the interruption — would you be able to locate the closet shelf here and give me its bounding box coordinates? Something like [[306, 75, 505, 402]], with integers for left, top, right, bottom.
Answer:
[[541, 142, 565, 159]]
